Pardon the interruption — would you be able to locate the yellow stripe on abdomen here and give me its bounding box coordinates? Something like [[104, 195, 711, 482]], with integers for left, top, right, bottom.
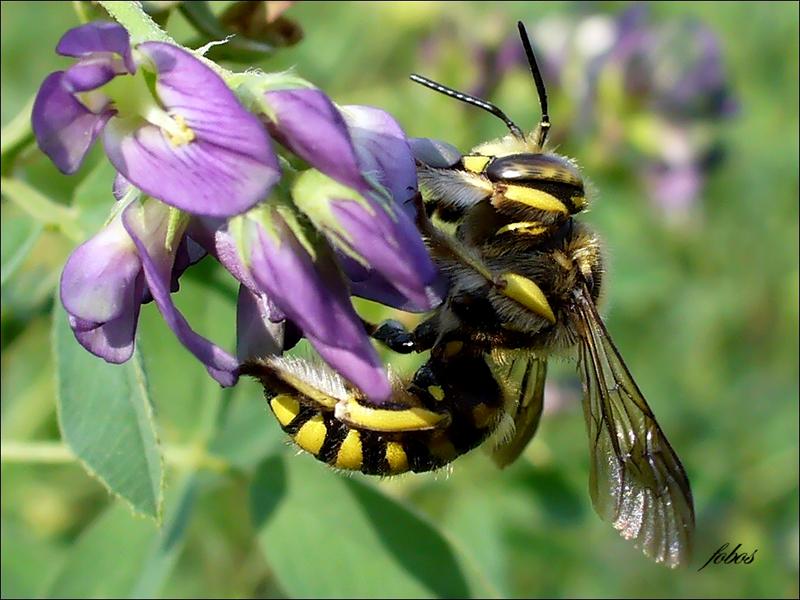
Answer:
[[334, 429, 363, 470], [385, 441, 409, 474], [293, 414, 327, 455], [270, 394, 300, 427]]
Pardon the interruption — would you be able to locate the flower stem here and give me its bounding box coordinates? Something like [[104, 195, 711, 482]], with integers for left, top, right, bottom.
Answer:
[[0, 177, 85, 242], [98, 0, 174, 45], [1, 440, 231, 473], [0, 96, 35, 176]]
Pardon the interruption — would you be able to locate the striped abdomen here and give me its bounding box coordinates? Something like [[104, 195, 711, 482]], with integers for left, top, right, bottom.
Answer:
[[267, 391, 499, 475]]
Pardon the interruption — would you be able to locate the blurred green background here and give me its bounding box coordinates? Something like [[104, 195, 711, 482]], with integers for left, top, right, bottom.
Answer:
[[1, 2, 797, 598]]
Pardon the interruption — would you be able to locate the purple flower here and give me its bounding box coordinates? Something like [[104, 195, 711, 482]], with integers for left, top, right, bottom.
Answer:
[[263, 88, 445, 312], [33, 22, 280, 217], [226, 205, 392, 402], [60, 196, 240, 385]]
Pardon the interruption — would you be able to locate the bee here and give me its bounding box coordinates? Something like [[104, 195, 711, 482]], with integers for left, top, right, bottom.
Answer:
[[242, 22, 695, 568]]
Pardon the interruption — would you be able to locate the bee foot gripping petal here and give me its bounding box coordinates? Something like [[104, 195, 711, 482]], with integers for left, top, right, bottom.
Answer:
[[334, 397, 449, 432], [496, 272, 556, 323]]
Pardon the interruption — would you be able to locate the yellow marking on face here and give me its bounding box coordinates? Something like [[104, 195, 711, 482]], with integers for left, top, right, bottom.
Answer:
[[462, 154, 491, 173], [496, 221, 550, 236], [497, 272, 556, 323], [270, 394, 300, 427], [337, 400, 447, 432], [571, 195, 587, 210], [427, 385, 446, 401], [293, 414, 327, 455], [385, 442, 409, 474], [472, 403, 497, 428], [428, 434, 458, 462], [334, 429, 363, 470], [499, 185, 568, 214]]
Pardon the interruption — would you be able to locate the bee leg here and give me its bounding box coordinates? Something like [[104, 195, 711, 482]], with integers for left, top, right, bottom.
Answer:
[[369, 319, 417, 353], [363, 316, 439, 354]]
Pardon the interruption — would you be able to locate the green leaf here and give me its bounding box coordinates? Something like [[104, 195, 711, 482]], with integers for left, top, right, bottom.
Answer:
[[251, 455, 473, 599], [45, 478, 197, 598], [0, 207, 42, 286], [53, 300, 163, 521]]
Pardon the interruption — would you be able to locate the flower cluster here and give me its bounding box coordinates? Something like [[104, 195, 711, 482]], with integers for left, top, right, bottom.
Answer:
[[34, 22, 443, 401]]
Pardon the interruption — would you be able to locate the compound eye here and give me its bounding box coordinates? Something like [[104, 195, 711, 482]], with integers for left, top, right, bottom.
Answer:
[[486, 153, 584, 189]]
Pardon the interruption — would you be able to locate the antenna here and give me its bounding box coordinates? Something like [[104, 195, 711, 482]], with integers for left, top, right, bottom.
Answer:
[[517, 21, 550, 147], [409, 73, 525, 140]]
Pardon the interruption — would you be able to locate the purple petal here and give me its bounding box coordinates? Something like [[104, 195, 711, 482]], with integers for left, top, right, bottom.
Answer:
[[187, 217, 263, 295], [341, 105, 418, 217], [330, 195, 442, 310], [67, 273, 144, 364], [104, 43, 280, 217], [265, 88, 367, 192], [246, 212, 391, 401], [56, 22, 135, 73], [339, 252, 448, 312], [122, 199, 240, 386], [63, 56, 123, 92], [236, 285, 284, 361], [113, 171, 132, 201], [60, 216, 141, 323], [32, 71, 113, 174]]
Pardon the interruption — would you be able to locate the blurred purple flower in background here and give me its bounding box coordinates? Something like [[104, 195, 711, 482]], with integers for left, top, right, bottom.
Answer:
[[418, 4, 737, 222], [35, 21, 443, 400]]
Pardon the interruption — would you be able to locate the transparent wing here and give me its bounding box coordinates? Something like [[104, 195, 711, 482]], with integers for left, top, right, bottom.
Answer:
[[489, 351, 548, 468], [573, 289, 695, 568]]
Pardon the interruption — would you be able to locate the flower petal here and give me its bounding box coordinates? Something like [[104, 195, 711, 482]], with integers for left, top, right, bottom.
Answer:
[[330, 196, 443, 310], [63, 55, 123, 92], [60, 215, 141, 323], [264, 88, 366, 192], [339, 252, 448, 313], [341, 105, 418, 215], [246, 211, 391, 401], [236, 285, 284, 361], [122, 198, 240, 386], [104, 42, 280, 217], [32, 71, 113, 174], [67, 273, 143, 364], [56, 21, 135, 73]]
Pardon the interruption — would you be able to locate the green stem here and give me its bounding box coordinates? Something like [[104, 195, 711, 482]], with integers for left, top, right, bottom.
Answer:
[[1, 440, 231, 473], [0, 97, 35, 176], [98, 0, 174, 44], [0, 177, 85, 243]]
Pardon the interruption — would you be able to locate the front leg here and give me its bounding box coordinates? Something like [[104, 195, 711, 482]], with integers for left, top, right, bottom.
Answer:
[[363, 315, 439, 354]]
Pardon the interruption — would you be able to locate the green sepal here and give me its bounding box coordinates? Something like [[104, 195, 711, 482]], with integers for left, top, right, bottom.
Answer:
[[291, 169, 385, 266], [229, 71, 316, 122]]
